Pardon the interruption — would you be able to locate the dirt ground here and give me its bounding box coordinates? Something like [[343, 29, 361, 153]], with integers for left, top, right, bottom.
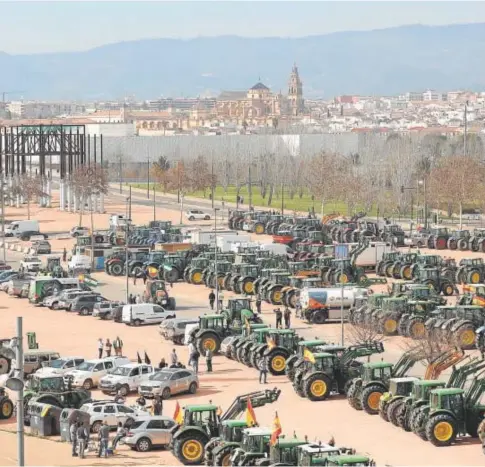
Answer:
[[0, 194, 484, 466]]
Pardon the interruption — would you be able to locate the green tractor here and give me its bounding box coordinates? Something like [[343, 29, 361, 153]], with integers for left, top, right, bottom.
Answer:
[[376, 252, 400, 277], [415, 267, 457, 296], [387, 252, 419, 280], [370, 297, 409, 336], [378, 377, 421, 425], [323, 259, 367, 286], [143, 279, 176, 310], [221, 324, 269, 360], [261, 271, 292, 305], [184, 257, 210, 285], [204, 261, 233, 289], [229, 426, 273, 466], [235, 264, 260, 295], [346, 348, 422, 415], [389, 281, 447, 305], [447, 229, 471, 251], [396, 300, 437, 339], [455, 257, 485, 284], [0, 388, 14, 420], [250, 329, 302, 376], [204, 420, 248, 466], [285, 339, 330, 381], [170, 388, 281, 465], [297, 444, 361, 467], [348, 293, 389, 326], [253, 438, 311, 466], [253, 268, 285, 297], [233, 328, 272, 367], [292, 342, 385, 401], [220, 296, 263, 327]]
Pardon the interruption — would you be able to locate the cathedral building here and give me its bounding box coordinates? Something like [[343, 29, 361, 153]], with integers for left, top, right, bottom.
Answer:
[[215, 64, 304, 121]]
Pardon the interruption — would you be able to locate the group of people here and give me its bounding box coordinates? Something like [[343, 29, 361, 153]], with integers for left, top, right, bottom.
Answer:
[[70, 419, 110, 458], [97, 337, 123, 358], [273, 307, 292, 329], [127, 293, 142, 304], [186, 341, 213, 374]]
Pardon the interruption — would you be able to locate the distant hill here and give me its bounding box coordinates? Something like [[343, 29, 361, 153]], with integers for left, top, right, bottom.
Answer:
[[1, 23, 485, 100]]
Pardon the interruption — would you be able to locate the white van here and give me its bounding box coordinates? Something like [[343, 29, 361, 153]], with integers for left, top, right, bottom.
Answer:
[[68, 255, 92, 272], [122, 304, 175, 326], [5, 220, 40, 237]]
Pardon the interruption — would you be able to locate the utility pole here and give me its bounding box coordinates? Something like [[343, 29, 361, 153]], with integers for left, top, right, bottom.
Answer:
[[153, 186, 156, 222], [281, 181, 284, 215], [464, 100, 468, 158], [1, 172, 6, 262], [125, 195, 130, 303], [129, 186, 132, 220], [16, 317, 24, 467], [147, 158, 150, 199], [248, 165, 252, 211], [214, 208, 220, 312], [211, 157, 215, 209], [119, 154, 123, 194]]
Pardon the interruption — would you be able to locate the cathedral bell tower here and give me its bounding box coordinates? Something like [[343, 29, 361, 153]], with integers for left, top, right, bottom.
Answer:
[[288, 63, 304, 116]]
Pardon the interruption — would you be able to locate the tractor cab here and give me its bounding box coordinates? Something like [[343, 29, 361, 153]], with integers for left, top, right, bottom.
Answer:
[[241, 323, 268, 338], [331, 259, 351, 270], [235, 253, 257, 265], [459, 258, 484, 267], [390, 281, 408, 296], [28, 375, 67, 393], [289, 276, 304, 289], [382, 297, 408, 314], [311, 352, 337, 373], [238, 426, 272, 458], [453, 230, 471, 239], [240, 264, 259, 277], [219, 254, 235, 263], [146, 279, 167, 295], [412, 380, 446, 402], [298, 443, 345, 466], [306, 230, 326, 242], [288, 262, 310, 275], [362, 362, 393, 384], [417, 267, 440, 281], [407, 300, 436, 315], [302, 277, 325, 288], [388, 377, 419, 397], [250, 328, 272, 344], [324, 454, 375, 466], [213, 261, 232, 274], [430, 227, 449, 236], [163, 254, 183, 267], [416, 255, 442, 268], [269, 438, 309, 465], [316, 256, 334, 269], [309, 244, 329, 254], [367, 293, 389, 309], [220, 419, 247, 443], [183, 404, 220, 435], [199, 315, 229, 332], [190, 257, 209, 269], [297, 340, 328, 356], [269, 272, 291, 285], [146, 252, 166, 264], [224, 297, 253, 317], [269, 329, 298, 348]]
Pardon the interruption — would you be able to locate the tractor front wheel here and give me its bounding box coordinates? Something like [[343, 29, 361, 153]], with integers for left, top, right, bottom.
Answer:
[[174, 433, 209, 465], [303, 373, 332, 401], [197, 332, 221, 354], [267, 350, 289, 376], [361, 385, 384, 415], [406, 318, 426, 340], [425, 414, 457, 447], [387, 399, 405, 426], [346, 381, 362, 411], [0, 397, 14, 420], [214, 447, 233, 466]]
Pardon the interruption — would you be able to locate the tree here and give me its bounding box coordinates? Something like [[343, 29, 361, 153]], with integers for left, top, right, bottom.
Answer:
[[151, 156, 172, 192], [347, 323, 386, 347], [428, 155, 485, 228], [187, 155, 214, 196], [305, 152, 339, 215], [71, 164, 109, 226], [11, 174, 47, 220]]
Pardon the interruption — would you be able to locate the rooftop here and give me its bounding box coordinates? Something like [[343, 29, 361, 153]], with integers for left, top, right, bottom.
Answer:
[[251, 82, 270, 91]]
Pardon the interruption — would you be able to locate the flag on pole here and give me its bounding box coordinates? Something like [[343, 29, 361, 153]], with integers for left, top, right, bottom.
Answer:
[[266, 336, 276, 350], [137, 352, 142, 364], [270, 412, 282, 446], [173, 401, 183, 424], [144, 351, 151, 365], [245, 398, 257, 427], [303, 348, 316, 364]]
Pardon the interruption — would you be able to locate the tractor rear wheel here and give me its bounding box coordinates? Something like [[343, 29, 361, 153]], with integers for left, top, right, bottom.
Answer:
[[407, 318, 426, 340], [447, 239, 457, 250], [455, 324, 476, 349], [0, 397, 14, 419], [387, 399, 405, 426], [110, 262, 124, 276], [303, 373, 332, 401], [267, 350, 289, 376], [268, 287, 283, 305], [467, 270, 482, 284], [380, 313, 399, 336], [174, 432, 210, 465], [197, 332, 221, 354], [241, 277, 255, 295], [412, 409, 429, 440], [400, 265, 412, 280], [457, 239, 468, 251], [425, 414, 457, 447], [214, 447, 234, 466], [190, 270, 204, 285], [361, 385, 384, 415], [346, 381, 362, 410], [441, 282, 455, 296]]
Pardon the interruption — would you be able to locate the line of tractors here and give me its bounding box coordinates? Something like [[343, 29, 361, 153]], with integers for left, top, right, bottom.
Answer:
[[411, 226, 485, 252], [169, 387, 375, 466]]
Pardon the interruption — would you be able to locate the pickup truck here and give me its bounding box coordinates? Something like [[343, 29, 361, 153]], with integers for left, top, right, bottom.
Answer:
[[20, 256, 42, 273], [98, 363, 154, 396]]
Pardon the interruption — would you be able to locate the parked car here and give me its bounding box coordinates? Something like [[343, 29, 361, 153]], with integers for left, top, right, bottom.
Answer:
[[123, 416, 176, 452], [20, 256, 42, 273], [42, 288, 85, 309], [99, 363, 154, 396], [20, 349, 61, 375], [64, 356, 130, 389], [0, 270, 16, 282], [138, 368, 198, 399], [0, 262, 12, 272], [92, 301, 124, 320], [30, 240, 51, 255], [159, 318, 198, 345], [70, 226, 90, 237], [70, 294, 107, 315], [35, 356, 85, 376], [79, 401, 146, 433], [122, 304, 176, 326], [185, 210, 211, 221], [112, 305, 124, 323], [57, 290, 96, 311]]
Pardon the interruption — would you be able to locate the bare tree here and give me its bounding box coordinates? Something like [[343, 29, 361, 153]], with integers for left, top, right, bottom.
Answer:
[[305, 152, 339, 215], [11, 174, 47, 220], [347, 323, 386, 346]]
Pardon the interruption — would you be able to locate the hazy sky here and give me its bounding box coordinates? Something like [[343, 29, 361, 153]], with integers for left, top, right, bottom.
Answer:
[[2, 1, 485, 54]]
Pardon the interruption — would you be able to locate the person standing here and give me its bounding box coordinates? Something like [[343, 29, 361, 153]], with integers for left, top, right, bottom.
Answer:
[[206, 348, 213, 373], [97, 338, 104, 359], [258, 357, 268, 384], [128, 294, 134, 305], [112, 422, 126, 451], [218, 291, 224, 310], [142, 270, 147, 285], [116, 336, 124, 356], [105, 338, 112, 357], [98, 421, 110, 458], [135, 294, 142, 304], [188, 341, 196, 367], [170, 348, 178, 367], [153, 396, 163, 416], [208, 290, 215, 310], [76, 422, 88, 459], [63, 247, 67, 262], [284, 307, 292, 329], [192, 348, 200, 375], [133, 273, 137, 286], [158, 358, 167, 369], [274, 308, 282, 329], [295, 299, 302, 319], [255, 295, 262, 314], [70, 421, 78, 457]]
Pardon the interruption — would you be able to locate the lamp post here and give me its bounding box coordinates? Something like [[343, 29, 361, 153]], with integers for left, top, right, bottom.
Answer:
[[125, 195, 130, 303], [153, 186, 156, 222], [418, 180, 428, 229], [214, 208, 220, 312], [1, 172, 6, 261], [147, 158, 150, 199]]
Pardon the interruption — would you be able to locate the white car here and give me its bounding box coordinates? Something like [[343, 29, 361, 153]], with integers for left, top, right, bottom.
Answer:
[[35, 356, 85, 376], [185, 210, 211, 221], [99, 363, 154, 396], [20, 256, 42, 272], [80, 401, 147, 433], [64, 356, 130, 390], [70, 226, 90, 237]]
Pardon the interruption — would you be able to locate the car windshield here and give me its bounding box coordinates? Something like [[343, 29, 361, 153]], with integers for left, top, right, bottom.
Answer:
[[49, 359, 67, 369], [111, 367, 132, 376], [77, 362, 95, 371], [149, 372, 171, 381]]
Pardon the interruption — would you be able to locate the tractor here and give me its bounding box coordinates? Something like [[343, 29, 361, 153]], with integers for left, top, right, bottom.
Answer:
[[415, 267, 457, 296], [447, 230, 471, 251], [261, 271, 292, 305], [143, 251, 168, 280], [379, 224, 405, 246], [143, 279, 176, 310], [389, 253, 419, 280], [229, 426, 273, 466], [170, 388, 281, 465], [378, 347, 465, 426], [203, 420, 249, 466], [229, 210, 248, 231], [396, 300, 437, 339], [184, 257, 210, 285], [292, 342, 385, 401], [323, 259, 367, 286], [125, 250, 150, 278], [425, 227, 450, 250], [285, 339, 330, 381], [162, 254, 190, 283], [0, 388, 14, 420], [389, 282, 446, 306], [233, 328, 272, 367], [346, 348, 422, 415], [45, 256, 66, 278], [221, 324, 269, 361], [469, 228, 485, 253], [251, 438, 311, 466], [250, 329, 302, 376], [297, 444, 361, 467], [24, 375, 91, 425], [204, 261, 233, 289], [220, 297, 263, 327], [376, 252, 400, 277], [348, 293, 389, 326], [235, 264, 260, 295], [370, 297, 409, 336], [409, 254, 443, 279], [455, 258, 485, 284]]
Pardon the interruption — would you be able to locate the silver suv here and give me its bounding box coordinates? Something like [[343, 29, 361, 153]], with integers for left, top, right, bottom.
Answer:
[[92, 301, 124, 320], [124, 416, 175, 452], [138, 368, 198, 399]]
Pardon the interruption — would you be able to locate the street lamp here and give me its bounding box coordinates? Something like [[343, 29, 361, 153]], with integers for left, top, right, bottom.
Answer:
[[214, 208, 220, 312], [418, 179, 428, 229], [125, 195, 131, 303]]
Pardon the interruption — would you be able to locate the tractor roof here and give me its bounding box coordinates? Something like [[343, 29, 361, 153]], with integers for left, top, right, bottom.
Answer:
[[363, 361, 393, 369], [250, 324, 269, 330], [415, 380, 446, 387], [299, 339, 327, 346], [274, 438, 308, 448], [326, 454, 371, 465], [313, 352, 335, 359], [430, 388, 464, 396], [385, 297, 407, 302], [185, 404, 218, 412], [270, 329, 295, 335], [201, 314, 225, 319], [221, 420, 248, 428], [390, 376, 419, 383], [298, 443, 339, 454], [243, 426, 272, 436], [253, 328, 271, 334]]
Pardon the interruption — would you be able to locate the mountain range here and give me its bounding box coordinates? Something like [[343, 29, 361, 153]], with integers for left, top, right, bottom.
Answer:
[[1, 23, 485, 100]]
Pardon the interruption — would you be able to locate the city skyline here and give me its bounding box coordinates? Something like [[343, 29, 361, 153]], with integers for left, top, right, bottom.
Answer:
[[2, 1, 485, 54]]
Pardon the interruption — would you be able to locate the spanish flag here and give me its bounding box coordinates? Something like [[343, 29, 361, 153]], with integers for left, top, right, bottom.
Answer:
[[245, 398, 257, 427], [266, 336, 276, 350], [270, 412, 282, 446], [173, 401, 183, 425], [303, 348, 316, 364]]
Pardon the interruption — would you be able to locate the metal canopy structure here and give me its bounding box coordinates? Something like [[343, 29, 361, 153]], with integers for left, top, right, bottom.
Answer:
[[0, 124, 103, 178]]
